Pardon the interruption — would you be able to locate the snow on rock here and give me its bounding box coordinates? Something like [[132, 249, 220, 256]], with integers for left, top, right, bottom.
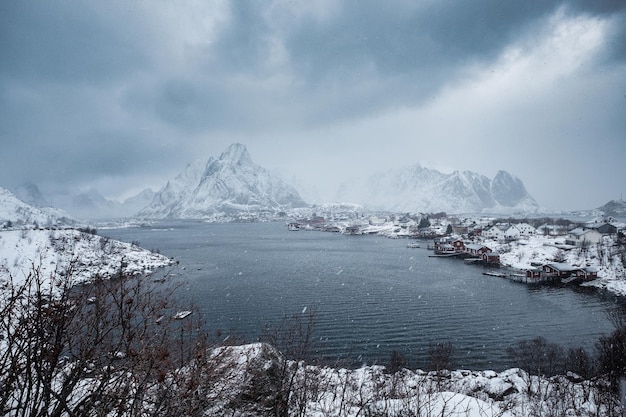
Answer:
[[139, 143, 308, 219], [0, 186, 71, 226], [199, 343, 610, 417], [0, 228, 173, 286]]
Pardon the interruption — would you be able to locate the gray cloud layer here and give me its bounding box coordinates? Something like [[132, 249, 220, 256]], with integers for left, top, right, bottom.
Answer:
[[1, 1, 625, 210]]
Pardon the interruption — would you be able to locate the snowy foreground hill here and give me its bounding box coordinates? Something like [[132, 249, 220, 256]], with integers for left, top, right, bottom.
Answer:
[[0, 226, 623, 415], [193, 342, 619, 417], [0, 228, 173, 284], [0, 186, 72, 227]]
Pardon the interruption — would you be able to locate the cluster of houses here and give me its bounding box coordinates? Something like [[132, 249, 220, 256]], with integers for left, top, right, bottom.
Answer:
[[430, 235, 605, 284], [526, 262, 598, 283], [431, 217, 625, 284], [431, 238, 501, 265], [446, 216, 622, 241], [288, 213, 624, 285]]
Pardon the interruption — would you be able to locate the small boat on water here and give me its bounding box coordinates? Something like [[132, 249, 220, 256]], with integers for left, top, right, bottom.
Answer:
[[407, 242, 421, 248], [287, 222, 301, 231], [174, 310, 192, 320], [482, 271, 507, 278]]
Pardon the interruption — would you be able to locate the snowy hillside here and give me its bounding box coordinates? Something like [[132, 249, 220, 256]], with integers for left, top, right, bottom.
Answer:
[[0, 228, 173, 285], [139, 143, 308, 219], [337, 166, 538, 214], [597, 199, 626, 218], [0, 186, 71, 226]]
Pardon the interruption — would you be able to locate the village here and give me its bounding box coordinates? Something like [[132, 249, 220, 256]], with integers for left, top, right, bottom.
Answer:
[[288, 211, 626, 294]]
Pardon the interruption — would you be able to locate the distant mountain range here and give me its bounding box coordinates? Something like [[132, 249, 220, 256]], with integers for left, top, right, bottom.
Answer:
[[336, 165, 539, 214], [2, 143, 594, 220], [11, 183, 155, 221], [138, 143, 307, 219]]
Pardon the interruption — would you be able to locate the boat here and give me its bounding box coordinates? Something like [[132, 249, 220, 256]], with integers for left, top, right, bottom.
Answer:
[[482, 271, 507, 278], [287, 222, 301, 231], [174, 310, 192, 320], [406, 242, 421, 248]]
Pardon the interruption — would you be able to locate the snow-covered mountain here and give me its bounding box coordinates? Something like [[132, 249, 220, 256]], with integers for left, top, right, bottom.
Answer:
[[46, 188, 156, 220], [11, 183, 51, 207], [122, 188, 156, 214], [139, 143, 308, 219], [0, 186, 72, 226], [336, 165, 538, 214]]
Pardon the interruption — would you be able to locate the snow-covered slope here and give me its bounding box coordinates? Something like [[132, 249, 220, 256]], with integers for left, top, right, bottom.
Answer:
[[0, 186, 71, 226], [189, 342, 607, 417], [596, 199, 626, 218], [0, 228, 172, 284], [139, 143, 308, 219], [337, 165, 538, 214]]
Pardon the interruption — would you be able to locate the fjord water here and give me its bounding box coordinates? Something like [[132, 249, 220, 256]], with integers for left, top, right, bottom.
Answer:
[[103, 221, 619, 370]]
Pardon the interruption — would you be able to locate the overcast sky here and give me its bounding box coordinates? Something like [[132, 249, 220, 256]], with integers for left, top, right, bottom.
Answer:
[[1, 1, 625, 211]]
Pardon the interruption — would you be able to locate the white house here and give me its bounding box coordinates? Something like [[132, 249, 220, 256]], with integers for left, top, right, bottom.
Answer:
[[504, 224, 521, 241], [565, 228, 603, 246], [483, 224, 505, 240], [515, 223, 537, 237], [368, 216, 386, 226], [484, 223, 521, 241]]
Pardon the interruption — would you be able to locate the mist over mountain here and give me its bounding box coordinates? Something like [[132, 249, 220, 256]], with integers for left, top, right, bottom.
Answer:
[[0, 145, 544, 220], [139, 144, 308, 219], [336, 165, 539, 214], [11, 183, 51, 208], [0, 186, 72, 226], [35, 187, 154, 221]]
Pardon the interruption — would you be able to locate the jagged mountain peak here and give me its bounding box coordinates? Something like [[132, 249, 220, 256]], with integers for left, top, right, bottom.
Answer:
[[336, 165, 538, 214], [139, 144, 307, 219], [491, 171, 529, 207], [218, 143, 252, 166]]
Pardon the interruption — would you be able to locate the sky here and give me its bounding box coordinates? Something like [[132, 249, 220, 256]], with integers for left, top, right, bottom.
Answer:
[[1, 1, 625, 212]]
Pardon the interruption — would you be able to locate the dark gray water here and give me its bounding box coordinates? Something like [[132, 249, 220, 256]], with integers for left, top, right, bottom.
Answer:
[[102, 221, 621, 370]]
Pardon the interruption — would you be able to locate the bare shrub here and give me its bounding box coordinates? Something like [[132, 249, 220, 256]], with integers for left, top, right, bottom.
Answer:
[[506, 336, 564, 377], [0, 262, 218, 416], [427, 341, 455, 372], [596, 327, 626, 394]]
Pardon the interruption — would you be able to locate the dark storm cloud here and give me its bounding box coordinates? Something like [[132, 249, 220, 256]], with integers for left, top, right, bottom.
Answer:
[[196, 0, 626, 125], [0, 0, 624, 209], [280, 0, 626, 76], [0, 2, 153, 83]]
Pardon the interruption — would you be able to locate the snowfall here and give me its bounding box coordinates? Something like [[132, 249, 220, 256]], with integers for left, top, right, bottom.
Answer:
[[0, 226, 625, 416]]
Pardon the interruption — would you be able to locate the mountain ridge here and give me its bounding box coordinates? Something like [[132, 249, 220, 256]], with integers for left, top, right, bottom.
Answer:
[[139, 144, 308, 219], [336, 164, 538, 214]]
